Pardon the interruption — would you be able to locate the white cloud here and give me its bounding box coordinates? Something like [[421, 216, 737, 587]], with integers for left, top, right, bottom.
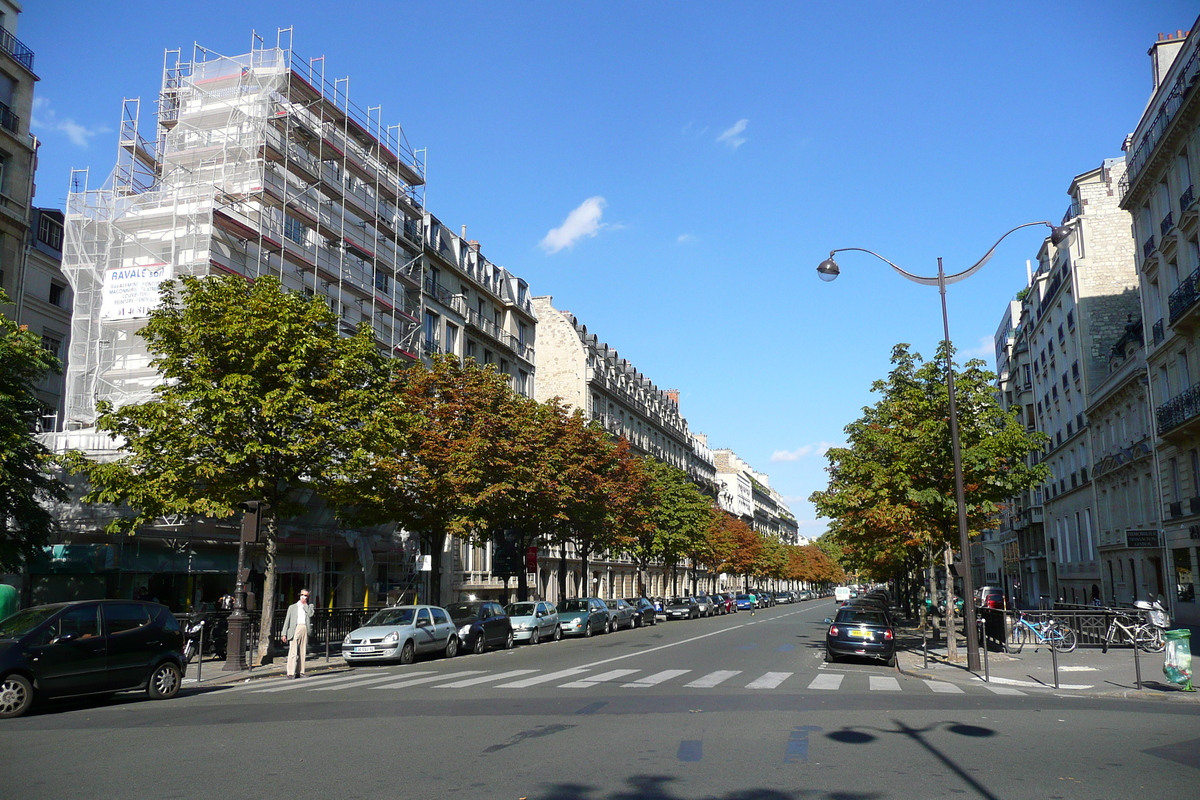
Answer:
[[31, 98, 110, 148], [539, 196, 607, 254], [676, 233, 695, 244], [960, 335, 997, 362], [716, 118, 748, 149], [770, 442, 837, 462]]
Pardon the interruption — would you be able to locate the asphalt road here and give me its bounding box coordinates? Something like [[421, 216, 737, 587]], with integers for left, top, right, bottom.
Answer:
[[4, 599, 1198, 800]]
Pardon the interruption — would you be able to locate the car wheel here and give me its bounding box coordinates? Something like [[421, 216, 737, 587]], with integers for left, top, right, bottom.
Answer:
[[584, 621, 593, 638], [886, 653, 897, 668], [445, 635, 459, 658], [147, 662, 182, 701], [399, 640, 416, 665], [529, 627, 540, 645], [633, 616, 641, 629], [824, 647, 837, 664], [553, 625, 562, 641], [472, 633, 487, 655], [504, 631, 514, 650], [0, 674, 34, 719]]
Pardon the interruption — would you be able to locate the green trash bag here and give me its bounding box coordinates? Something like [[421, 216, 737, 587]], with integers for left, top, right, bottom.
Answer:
[[1163, 629, 1194, 691]]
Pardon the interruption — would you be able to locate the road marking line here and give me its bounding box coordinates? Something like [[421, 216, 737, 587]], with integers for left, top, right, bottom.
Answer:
[[372, 670, 484, 690], [250, 673, 366, 693], [685, 670, 742, 688], [973, 675, 1093, 690], [924, 680, 964, 694], [436, 669, 537, 688], [808, 673, 843, 691], [984, 685, 1027, 696], [622, 669, 691, 688], [496, 668, 590, 688], [870, 676, 901, 692], [745, 672, 792, 689], [312, 673, 432, 691], [559, 669, 640, 688]]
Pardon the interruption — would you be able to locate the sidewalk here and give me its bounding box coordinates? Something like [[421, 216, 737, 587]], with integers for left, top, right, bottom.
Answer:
[[893, 617, 1199, 702], [182, 651, 353, 687]]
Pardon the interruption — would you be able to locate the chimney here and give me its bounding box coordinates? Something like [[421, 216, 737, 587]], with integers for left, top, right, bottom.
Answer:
[[666, 389, 680, 407], [1150, 29, 1190, 92], [468, 240, 481, 253], [461, 225, 467, 239]]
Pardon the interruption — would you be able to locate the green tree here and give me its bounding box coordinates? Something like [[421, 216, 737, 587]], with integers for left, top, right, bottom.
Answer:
[[80, 275, 387, 664], [0, 289, 66, 571], [643, 458, 713, 596]]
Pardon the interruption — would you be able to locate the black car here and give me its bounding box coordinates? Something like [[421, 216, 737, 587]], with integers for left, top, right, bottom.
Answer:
[[824, 607, 896, 666], [0, 599, 185, 719], [446, 601, 513, 654], [623, 598, 658, 627], [665, 597, 700, 620]]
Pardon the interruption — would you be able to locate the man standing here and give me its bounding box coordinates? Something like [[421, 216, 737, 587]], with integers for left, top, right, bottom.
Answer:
[[281, 589, 314, 678]]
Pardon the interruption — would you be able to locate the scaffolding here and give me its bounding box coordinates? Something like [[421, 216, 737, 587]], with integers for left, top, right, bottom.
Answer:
[[62, 29, 427, 429]]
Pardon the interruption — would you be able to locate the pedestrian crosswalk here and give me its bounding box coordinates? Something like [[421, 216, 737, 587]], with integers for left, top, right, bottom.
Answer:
[[224, 666, 1033, 697]]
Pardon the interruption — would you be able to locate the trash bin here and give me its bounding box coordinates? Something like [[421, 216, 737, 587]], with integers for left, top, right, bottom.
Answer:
[[1163, 629, 1194, 692], [0, 583, 17, 621]]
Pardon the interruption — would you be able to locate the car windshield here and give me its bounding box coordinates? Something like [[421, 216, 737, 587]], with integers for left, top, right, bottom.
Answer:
[[0, 606, 61, 638], [736, 594, 749, 600], [445, 603, 481, 620], [506, 603, 537, 617], [669, 597, 690, 605], [835, 609, 889, 626], [365, 607, 416, 627], [560, 600, 589, 612]]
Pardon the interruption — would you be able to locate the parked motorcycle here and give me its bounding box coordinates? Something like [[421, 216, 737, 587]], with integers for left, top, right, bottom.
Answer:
[[182, 612, 229, 662]]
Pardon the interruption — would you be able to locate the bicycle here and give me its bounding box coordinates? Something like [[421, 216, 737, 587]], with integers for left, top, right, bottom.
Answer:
[[1007, 610, 1076, 654], [1101, 611, 1165, 654]]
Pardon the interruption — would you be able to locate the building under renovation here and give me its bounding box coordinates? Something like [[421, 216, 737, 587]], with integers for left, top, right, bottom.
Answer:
[[42, 31, 535, 613]]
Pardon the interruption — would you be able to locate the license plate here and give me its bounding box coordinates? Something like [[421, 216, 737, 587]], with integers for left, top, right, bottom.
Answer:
[[354, 645, 373, 652], [849, 630, 871, 638]]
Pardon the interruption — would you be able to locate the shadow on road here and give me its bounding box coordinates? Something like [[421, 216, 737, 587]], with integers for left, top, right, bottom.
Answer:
[[530, 774, 884, 800]]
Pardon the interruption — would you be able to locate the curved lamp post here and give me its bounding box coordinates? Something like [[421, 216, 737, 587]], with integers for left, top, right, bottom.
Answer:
[[818, 221, 1072, 672]]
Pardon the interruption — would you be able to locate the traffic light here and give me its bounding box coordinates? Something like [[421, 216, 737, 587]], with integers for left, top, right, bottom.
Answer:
[[238, 500, 270, 544]]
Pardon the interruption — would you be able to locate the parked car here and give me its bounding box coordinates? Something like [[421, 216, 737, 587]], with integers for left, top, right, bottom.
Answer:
[[824, 606, 896, 666], [604, 599, 638, 630], [665, 597, 700, 620], [693, 594, 716, 617], [624, 598, 658, 627], [713, 592, 734, 614], [446, 601, 513, 654], [978, 590, 1005, 610], [558, 598, 610, 637], [504, 601, 561, 645], [735, 593, 756, 611], [0, 599, 185, 719], [343, 604, 460, 664]]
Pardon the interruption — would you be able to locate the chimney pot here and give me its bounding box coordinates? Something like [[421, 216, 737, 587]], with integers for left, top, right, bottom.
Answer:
[[468, 240, 480, 252]]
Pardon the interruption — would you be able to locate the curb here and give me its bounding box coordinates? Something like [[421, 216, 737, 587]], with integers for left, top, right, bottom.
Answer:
[[186, 661, 354, 686]]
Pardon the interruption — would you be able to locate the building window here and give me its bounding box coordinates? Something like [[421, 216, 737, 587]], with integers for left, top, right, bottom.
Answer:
[[465, 340, 477, 361], [284, 214, 306, 245], [445, 323, 458, 355], [48, 283, 65, 308], [38, 214, 64, 251], [40, 335, 62, 358]]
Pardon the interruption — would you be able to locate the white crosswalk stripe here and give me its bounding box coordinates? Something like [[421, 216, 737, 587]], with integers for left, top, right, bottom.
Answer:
[[559, 669, 641, 689], [925, 680, 965, 694], [869, 676, 901, 692], [497, 668, 591, 688], [984, 685, 1027, 696], [436, 669, 537, 688], [313, 673, 432, 691], [372, 670, 485, 690], [685, 670, 742, 688], [808, 673, 844, 691], [622, 669, 691, 688], [251, 673, 366, 693], [745, 672, 792, 689]]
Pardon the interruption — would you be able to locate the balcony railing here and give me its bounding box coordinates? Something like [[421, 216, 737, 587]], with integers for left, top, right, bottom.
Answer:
[[1182, 185, 1196, 214], [1168, 266, 1200, 324], [1153, 318, 1165, 345], [1161, 212, 1175, 238], [0, 26, 33, 71], [1125, 41, 1200, 191], [1143, 236, 1156, 259], [1157, 381, 1200, 435], [0, 100, 18, 134], [422, 278, 455, 306]]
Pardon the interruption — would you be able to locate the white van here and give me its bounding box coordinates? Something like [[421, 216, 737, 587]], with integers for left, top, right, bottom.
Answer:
[[834, 586, 851, 602]]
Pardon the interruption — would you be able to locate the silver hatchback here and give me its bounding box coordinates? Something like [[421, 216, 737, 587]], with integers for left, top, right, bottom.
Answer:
[[505, 601, 561, 644], [342, 605, 459, 665]]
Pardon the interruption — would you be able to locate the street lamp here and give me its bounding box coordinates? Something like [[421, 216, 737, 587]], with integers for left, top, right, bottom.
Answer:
[[818, 220, 1072, 672]]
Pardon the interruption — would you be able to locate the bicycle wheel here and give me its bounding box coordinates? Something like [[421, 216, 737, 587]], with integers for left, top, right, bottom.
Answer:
[[1007, 624, 1028, 654], [1051, 624, 1077, 653], [1135, 625, 1166, 653]]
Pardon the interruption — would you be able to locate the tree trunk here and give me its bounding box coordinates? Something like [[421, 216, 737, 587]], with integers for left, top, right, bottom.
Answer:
[[579, 544, 590, 598], [559, 543, 568, 600], [254, 516, 279, 666], [944, 544, 958, 661]]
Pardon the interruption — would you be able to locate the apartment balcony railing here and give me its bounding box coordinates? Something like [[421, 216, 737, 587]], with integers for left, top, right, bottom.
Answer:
[[1161, 212, 1175, 238], [1168, 266, 1200, 325], [1182, 185, 1196, 214], [466, 308, 520, 352], [0, 100, 18, 134], [422, 278, 455, 306], [1125, 42, 1200, 192], [1143, 236, 1156, 259], [0, 26, 33, 71], [1153, 318, 1165, 345], [1157, 381, 1200, 436]]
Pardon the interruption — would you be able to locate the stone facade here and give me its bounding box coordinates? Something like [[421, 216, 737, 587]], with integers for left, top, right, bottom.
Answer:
[[711, 448, 798, 544], [1121, 21, 1200, 626], [17, 209, 69, 430]]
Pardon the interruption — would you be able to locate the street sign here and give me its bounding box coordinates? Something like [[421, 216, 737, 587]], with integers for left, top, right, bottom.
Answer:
[[525, 546, 539, 572], [1126, 529, 1160, 548]]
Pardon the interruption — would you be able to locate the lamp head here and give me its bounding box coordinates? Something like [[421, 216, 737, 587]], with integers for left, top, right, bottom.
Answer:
[[817, 257, 840, 282], [1050, 224, 1073, 246]]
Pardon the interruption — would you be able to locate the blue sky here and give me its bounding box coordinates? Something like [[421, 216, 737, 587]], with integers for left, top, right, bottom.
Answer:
[[19, 2, 1200, 538]]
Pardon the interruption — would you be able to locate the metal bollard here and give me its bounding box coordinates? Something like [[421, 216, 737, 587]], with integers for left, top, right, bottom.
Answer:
[[325, 616, 331, 663], [1133, 638, 1142, 691], [979, 618, 989, 683], [923, 630, 928, 669], [197, 621, 204, 683], [1051, 640, 1059, 689]]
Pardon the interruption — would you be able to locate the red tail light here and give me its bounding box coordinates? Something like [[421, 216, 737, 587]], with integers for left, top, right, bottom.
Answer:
[[829, 625, 839, 636], [884, 629, 894, 640]]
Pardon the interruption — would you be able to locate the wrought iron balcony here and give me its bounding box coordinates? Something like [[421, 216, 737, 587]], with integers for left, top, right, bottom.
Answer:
[[0, 26, 33, 71], [1161, 212, 1175, 238], [1182, 185, 1196, 214], [1168, 267, 1200, 325], [0, 100, 17, 133], [1157, 381, 1200, 436], [1153, 318, 1165, 345], [1143, 236, 1156, 259]]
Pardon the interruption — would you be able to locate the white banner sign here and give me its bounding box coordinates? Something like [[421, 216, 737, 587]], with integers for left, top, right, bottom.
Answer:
[[100, 264, 172, 321]]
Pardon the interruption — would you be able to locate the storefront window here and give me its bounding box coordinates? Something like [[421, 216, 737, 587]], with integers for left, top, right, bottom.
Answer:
[[1174, 548, 1195, 603]]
